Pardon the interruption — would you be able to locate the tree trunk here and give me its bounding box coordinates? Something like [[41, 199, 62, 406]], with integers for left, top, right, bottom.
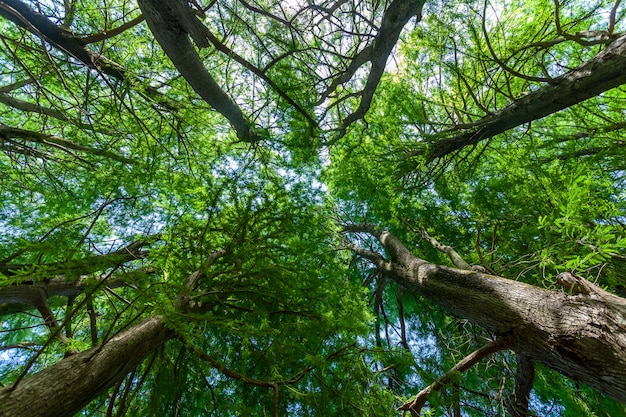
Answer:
[[0, 316, 171, 417], [346, 224, 626, 403]]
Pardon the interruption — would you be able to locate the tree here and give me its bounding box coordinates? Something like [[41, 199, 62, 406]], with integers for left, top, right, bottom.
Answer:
[[0, 0, 625, 416]]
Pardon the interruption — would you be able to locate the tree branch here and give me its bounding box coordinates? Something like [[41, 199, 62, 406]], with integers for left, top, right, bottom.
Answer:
[[0, 238, 150, 282], [0, 124, 132, 163], [32, 292, 76, 352], [399, 338, 509, 416], [426, 33, 626, 161], [81, 14, 145, 44], [403, 221, 473, 270], [0, 316, 171, 417], [324, 0, 425, 142], [136, 0, 261, 143], [0, 0, 177, 110]]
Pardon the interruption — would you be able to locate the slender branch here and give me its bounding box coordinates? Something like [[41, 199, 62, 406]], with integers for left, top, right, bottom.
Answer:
[[0, 0, 178, 110], [481, 0, 551, 83], [323, 0, 426, 142], [0, 124, 132, 163], [86, 298, 98, 347], [202, 27, 317, 129], [608, 0, 622, 35], [183, 335, 282, 416], [81, 15, 145, 44], [418, 227, 472, 270], [0, 342, 38, 351], [400, 338, 510, 416], [0, 77, 36, 93]]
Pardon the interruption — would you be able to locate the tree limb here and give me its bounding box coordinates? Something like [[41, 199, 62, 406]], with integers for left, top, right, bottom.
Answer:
[[0, 316, 171, 417], [0, 124, 132, 163], [0, 238, 150, 282], [416, 226, 473, 270], [347, 224, 626, 404], [136, 0, 261, 143], [0, 0, 176, 110], [81, 14, 145, 44], [323, 0, 425, 142], [31, 291, 76, 352], [399, 337, 509, 416], [426, 33, 626, 161]]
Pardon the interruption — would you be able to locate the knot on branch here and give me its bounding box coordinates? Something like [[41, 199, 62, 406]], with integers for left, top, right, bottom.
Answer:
[[555, 272, 594, 295]]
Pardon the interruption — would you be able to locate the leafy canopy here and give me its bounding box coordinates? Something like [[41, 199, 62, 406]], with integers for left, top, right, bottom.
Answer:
[[0, 0, 625, 415]]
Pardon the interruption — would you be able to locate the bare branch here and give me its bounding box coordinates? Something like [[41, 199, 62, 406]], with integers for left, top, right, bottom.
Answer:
[[608, 0, 622, 35], [323, 0, 426, 142], [418, 227, 472, 270], [81, 15, 145, 44], [137, 0, 261, 142], [0, 125, 132, 163], [0, 342, 38, 352], [201, 27, 317, 130], [32, 291, 76, 352], [0, 0, 177, 110]]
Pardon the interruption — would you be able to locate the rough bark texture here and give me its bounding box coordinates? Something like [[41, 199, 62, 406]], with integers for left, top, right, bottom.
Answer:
[[0, 274, 126, 314], [428, 34, 626, 160], [0, 315, 171, 417], [136, 0, 260, 142], [347, 224, 626, 403]]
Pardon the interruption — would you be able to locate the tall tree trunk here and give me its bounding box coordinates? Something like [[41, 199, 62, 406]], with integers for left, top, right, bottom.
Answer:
[[0, 316, 171, 417], [346, 224, 626, 403]]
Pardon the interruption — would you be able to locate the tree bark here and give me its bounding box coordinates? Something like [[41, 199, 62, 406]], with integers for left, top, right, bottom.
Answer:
[[136, 0, 260, 142], [345, 224, 626, 403], [0, 315, 171, 417], [0, 274, 126, 315]]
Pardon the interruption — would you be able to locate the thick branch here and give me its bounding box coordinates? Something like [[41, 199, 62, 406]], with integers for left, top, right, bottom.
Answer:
[[345, 224, 626, 403], [0, 0, 126, 79], [30, 293, 78, 354], [427, 34, 626, 161], [0, 272, 135, 312], [0, 238, 149, 279], [137, 0, 260, 142]]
